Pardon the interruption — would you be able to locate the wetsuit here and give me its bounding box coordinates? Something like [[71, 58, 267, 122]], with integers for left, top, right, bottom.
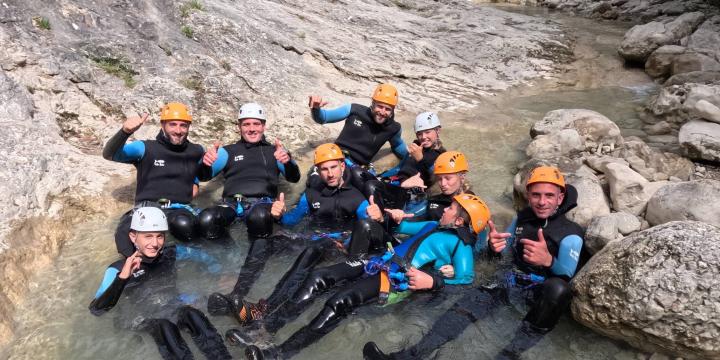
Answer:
[[243, 221, 477, 360], [364, 185, 585, 360], [89, 245, 230, 360], [103, 129, 207, 257], [196, 136, 300, 240], [312, 104, 408, 166], [207, 169, 376, 317]]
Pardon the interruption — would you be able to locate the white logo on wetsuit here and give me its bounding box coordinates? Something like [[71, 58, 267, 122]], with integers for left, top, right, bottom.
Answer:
[[132, 269, 146, 278], [570, 248, 580, 261], [515, 227, 523, 236], [429, 203, 439, 209], [353, 119, 362, 127], [234, 155, 244, 161], [312, 202, 320, 209], [154, 159, 165, 167]]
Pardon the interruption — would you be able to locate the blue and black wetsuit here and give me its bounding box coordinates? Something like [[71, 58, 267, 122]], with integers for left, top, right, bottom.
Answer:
[[363, 185, 585, 360], [312, 104, 408, 166], [207, 170, 375, 316], [103, 129, 207, 257], [243, 221, 477, 360], [196, 136, 301, 240], [89, 245, 230, 359]]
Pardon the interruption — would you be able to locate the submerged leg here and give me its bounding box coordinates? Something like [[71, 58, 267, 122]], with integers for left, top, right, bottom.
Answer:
[[176, 306, 232, 360], [142, 318, 194, 360], [364, 287, 507, 360]]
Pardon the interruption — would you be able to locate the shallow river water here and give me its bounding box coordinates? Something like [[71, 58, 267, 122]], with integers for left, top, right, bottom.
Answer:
[[5, 4, 658, 360]]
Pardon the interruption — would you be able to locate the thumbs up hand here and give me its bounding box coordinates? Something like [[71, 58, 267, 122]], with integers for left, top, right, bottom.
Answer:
[[274, 138, 291, 164], [271, 192, 286, 219], [203, 141, 221, 166], [519, 228, 553, 267], [366, 195, 383, 222], [122, 113, 149, 134]]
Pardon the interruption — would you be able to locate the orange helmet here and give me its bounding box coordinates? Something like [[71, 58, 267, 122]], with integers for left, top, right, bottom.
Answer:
[[371, 83, 398, 107], [160, 102, 192, 122], [434, 151, 469, 175], [314, 143, 345, 165], [454, 194, 491, 234], [526, 166, 565, 190]]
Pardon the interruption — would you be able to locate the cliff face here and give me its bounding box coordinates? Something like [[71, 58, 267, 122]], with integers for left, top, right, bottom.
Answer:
[[0, 0, 573, 347]]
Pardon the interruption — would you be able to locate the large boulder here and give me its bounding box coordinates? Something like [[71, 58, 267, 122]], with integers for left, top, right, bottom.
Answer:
[[604, 163, 667, 216], [565, 170, 611, 228], [530, 109, 623, 150], [572, 221, 720, 359], [583, 215, 620, 255], [679, 120, 720, 162], [525, 128, 585, 160], [645, 45, 686, 78], [670, 52, 720, 77], [618, 12, 705, 62], [615, 139, 694, 181], [686, 15, 720, 58], [646, 180, 720, 226]]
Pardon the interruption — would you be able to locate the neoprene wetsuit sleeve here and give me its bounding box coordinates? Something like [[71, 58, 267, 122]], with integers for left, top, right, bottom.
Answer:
[[176, 245, 222, 273], [88, 268, 128, 316], [390, 131, 409, 160], [429, 273, 445, 291], [549, 234, 583, 279], [281, 193, 309, 226], [278, 159, 301, 183], [311, 104, 352, 124], [443, 241, 474, 285], [396, 221, 436, 236], [356, 200, 370, 220], [103, 129, 146, 163], [501, 216, 519, 255]]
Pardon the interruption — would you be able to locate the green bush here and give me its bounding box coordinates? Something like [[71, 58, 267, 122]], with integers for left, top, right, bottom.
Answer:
[[180, 0, 204, 17], [181, 25, 194, 38], [91, 57, 138, 88], [33, 16, 51, 30]]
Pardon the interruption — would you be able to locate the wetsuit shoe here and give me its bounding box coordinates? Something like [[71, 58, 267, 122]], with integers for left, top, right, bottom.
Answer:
[[207, 292, 234, 316], [363, 342, 394, 360]]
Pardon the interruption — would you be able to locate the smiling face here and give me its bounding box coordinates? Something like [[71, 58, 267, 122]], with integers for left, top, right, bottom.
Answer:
[[415, 128, 440, 148], [370, 101, 394, 125], [318, 159, 345, 188], [129, 231, 165, 258], [238, 118, 266, 143], [437, 173, 464, 195], [527, 182, 565, 219], [160, 120, 190, 145]]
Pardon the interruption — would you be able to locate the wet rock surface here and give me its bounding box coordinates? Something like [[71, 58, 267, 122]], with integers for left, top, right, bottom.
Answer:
[[572, 221, 720, 359]]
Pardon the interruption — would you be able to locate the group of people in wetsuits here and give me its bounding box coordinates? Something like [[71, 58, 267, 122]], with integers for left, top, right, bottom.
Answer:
[[89, 83, 586, 360]]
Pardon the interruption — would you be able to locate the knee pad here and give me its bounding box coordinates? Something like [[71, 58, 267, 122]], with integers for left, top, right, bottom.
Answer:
[[246, 205, 274, 238], [542, 277, 571, 306], [348, 218, 387, 254], [198, 207, 228, 240], [143, 318, 193, 360], [167, 211, 196, 242]]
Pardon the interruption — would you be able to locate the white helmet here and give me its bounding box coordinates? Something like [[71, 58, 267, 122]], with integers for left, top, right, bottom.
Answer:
[[130, 207, 168, 232], [237, 102, 267, 122], [414, 112, 441, 132]]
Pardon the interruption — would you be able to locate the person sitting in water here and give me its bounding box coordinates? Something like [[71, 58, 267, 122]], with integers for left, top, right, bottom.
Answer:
[[88, 207, 230, 360], [196, 102, 301, 241], [240, 194, 492, 360], [374, 111, 447, 211], [102, 102, 211, 257], [206, 143, 385, 319], [363, 166, 585, 360], [386, 150, 473, 223]]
